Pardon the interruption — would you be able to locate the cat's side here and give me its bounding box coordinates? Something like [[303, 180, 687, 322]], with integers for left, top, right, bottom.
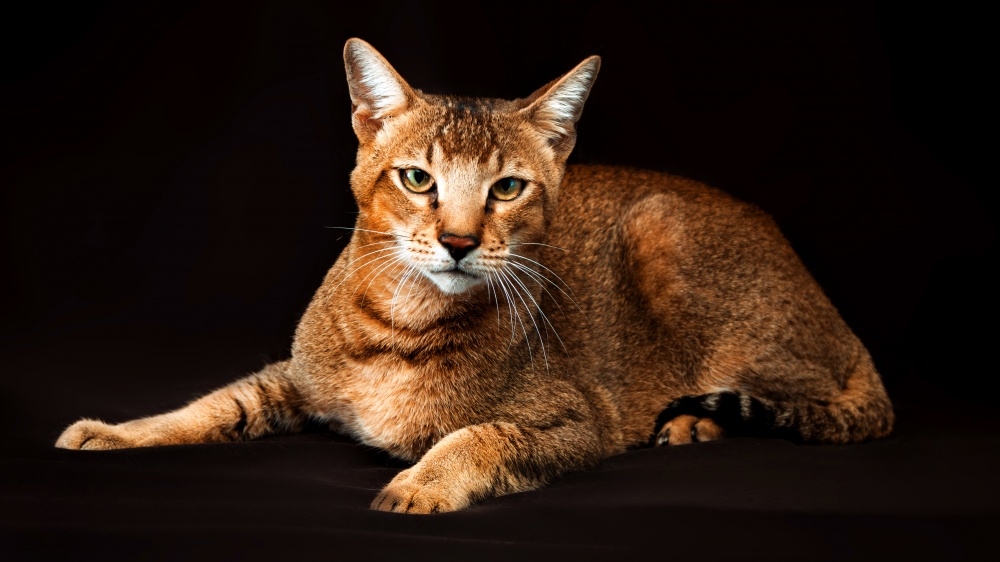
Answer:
[[56, 39, 894, 513]]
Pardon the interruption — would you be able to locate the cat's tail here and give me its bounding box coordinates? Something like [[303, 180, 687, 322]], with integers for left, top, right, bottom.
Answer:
[[654, 355, 895, 444]]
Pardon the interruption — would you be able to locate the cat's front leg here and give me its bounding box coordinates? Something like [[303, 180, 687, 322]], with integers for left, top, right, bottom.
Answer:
[[371, 417, 607, 514], [56, 360, 305, 450]]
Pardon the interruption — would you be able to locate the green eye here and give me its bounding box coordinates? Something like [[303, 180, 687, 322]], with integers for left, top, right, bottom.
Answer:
[[490, 177, 524, 201], [401, 168, 434, 193]]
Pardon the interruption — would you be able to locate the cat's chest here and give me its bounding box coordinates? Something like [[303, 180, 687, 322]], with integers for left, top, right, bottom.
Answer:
[[328, 357, 489, 460]]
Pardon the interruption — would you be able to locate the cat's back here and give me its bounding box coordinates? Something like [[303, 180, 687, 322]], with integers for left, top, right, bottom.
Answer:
[[559, 163, 773, 223], [552, 164, 791, 267]]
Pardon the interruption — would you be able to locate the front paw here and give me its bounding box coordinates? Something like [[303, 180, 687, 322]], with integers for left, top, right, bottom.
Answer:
[[55, 419, 134, 450], [370, 468, 464, 514]]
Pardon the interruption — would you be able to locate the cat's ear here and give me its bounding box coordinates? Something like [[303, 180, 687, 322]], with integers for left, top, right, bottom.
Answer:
[[522, 56, 601, 157], [343, 38, 415, 143]]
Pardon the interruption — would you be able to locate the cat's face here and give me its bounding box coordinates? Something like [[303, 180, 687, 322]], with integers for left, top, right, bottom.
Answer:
[[344, 39, 599, 295]]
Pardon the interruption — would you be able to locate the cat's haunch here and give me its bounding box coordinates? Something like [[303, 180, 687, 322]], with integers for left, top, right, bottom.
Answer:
[[56, 38, 893, 514]]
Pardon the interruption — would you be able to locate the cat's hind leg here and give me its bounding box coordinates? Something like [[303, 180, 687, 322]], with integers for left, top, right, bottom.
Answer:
[[56, 360, 306, 450], [651, 369, 895, 445]]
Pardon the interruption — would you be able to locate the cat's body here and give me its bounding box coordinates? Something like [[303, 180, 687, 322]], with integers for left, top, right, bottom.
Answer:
[[56, 39, 894, 513]]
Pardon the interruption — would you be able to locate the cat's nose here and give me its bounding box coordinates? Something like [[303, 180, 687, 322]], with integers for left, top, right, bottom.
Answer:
[[439, 233, 480, 262]]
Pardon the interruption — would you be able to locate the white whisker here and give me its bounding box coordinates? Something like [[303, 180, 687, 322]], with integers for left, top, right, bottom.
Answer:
[[328, 248, 402, 294], [357, 256, 408, 305], [502, 266, 563, 361], [508, 252, 586, 317], [507, 262, 568, 354], [488, 265, 520, 352], [324, 226, 409, 238], [507, 261, 567, 317], [508, 241, 568, 252], [485, 273, 502, 329], [390, 265, 418, 347], [498, 267, 546, 371]]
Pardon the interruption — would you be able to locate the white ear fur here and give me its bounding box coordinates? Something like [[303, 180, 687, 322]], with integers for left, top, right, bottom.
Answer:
[[526, 56, 601, 148], [343, 38, 412, 140]]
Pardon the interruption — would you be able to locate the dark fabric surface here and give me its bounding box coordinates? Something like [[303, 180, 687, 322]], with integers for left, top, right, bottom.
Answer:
[[1, 329, 998, 560], [2, 2, 997, 560], [2, 330, 998, 560]]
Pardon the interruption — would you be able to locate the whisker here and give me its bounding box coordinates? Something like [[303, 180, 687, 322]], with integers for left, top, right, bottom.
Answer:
[[324, 226, 408, 238], [330, 251, 401, 295], [502, 266, 563, 362], [508, 241, 569, 252], [508, 253, 586, 317], [488, 265, 520, 352], [328, 247, 402, 292], [498, 267, 546, 371], [355, 238, 407, 251], [507, 263, 569, 354], [390, 265, 418, 348], [507, 261, 568, 317], [357, 256, 408, 305], [485, 273, 502, 329]]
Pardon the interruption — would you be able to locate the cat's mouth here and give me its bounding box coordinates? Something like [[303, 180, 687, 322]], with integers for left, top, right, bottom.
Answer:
[[424, 267, 482, 295], [441, 267, 474, 277]]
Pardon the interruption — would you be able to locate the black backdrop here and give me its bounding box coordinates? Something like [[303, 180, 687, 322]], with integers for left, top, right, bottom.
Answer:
[[2, 1, 997, 560]]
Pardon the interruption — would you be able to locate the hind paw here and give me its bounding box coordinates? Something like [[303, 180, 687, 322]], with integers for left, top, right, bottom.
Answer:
[[651, 391, 775, 445], [653, 414, 725, 445]]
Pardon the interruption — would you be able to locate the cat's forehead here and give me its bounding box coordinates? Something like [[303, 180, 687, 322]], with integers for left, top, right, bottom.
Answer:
[[406, 94, 525, 162]]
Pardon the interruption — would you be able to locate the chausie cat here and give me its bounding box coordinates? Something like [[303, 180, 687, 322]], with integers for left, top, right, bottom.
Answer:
[[56, 38, 894, 513]]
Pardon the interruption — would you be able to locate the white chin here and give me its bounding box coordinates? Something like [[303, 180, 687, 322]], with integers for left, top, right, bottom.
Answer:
[[425, 270, 482, 295]]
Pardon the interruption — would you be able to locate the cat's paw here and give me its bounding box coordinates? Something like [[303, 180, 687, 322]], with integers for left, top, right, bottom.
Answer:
[[55, 419, 135, 450], [651, 391, 776, 445], [370, 468, 464, 514], [653, 414, 724, 445]]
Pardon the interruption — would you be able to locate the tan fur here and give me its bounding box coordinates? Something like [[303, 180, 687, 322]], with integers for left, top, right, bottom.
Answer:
[[655, 415, 725, 445], [56, 39, 894, 513]]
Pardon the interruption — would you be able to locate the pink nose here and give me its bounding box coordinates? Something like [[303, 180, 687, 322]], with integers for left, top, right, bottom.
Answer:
[[439, 233, 480, 261]]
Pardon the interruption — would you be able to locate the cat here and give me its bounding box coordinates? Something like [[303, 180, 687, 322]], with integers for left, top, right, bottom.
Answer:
[[55, 38, 894, 513]]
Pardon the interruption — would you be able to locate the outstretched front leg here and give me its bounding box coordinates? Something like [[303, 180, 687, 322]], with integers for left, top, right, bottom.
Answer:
[[372, 402, 609, 514], [56, 360, 306, 450]]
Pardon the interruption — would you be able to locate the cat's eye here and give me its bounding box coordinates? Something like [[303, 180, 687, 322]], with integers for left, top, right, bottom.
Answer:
[[490, 177, 524, 201], [400, 168, 435, 193]]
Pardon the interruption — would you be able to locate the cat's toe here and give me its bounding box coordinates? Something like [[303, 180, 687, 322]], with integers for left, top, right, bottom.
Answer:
[[371, 469, 459, 514], [653, 414, 725, 445], [693, 417, 725, 441], [55, 419, 133, 450]]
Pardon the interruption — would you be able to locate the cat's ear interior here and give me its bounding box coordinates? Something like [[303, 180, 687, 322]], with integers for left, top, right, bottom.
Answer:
[[521, 56, 601, 157], [343, 38, 414, 142]]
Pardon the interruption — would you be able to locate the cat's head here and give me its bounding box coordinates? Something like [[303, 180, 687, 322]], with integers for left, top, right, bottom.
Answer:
[[342, 38, 599, 296]]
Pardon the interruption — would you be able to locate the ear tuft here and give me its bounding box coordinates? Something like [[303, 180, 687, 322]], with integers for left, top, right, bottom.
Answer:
[[343, 38, 412, 141], [526, 56, 601, 152]]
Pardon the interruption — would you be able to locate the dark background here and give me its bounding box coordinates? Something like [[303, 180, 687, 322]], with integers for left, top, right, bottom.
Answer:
[[2, 1, 997, 560]]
